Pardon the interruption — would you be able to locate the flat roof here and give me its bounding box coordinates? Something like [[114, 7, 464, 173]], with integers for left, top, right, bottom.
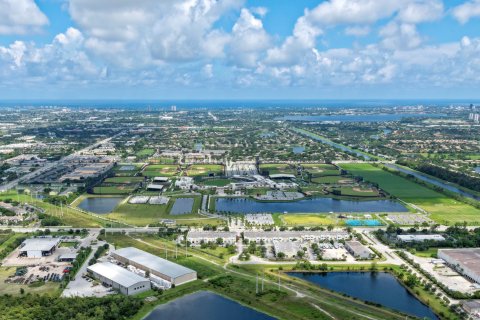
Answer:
[[269, 174, 296, 179], [87, 262, 148, 288], [21, 238, 60, 252], [439, 248, 480, 275], [146, 184, 164, 190], [397, 234, 445, 241], [113, 247, 196, 279]]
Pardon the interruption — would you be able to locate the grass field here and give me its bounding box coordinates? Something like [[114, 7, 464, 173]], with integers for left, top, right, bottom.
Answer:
[[187, 164, 224, 177], [93, 185, 135, 195], [311, 176, 352, 184], [136, 148, 155, 157], [104, 176, 144, 184], [339, 163, 480, 225], [338, 186, 379, 197], [143, 164, 179, 177], [282, 214, 338, 226], [259, 163, 297, 175], [0, 192, 103, 227]]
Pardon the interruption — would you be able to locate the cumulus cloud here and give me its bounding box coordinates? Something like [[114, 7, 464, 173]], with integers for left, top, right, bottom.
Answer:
[[0, 0, 49, 35], [452, 0, 480, 24]]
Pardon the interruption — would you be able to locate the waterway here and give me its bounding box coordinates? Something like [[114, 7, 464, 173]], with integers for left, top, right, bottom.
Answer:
[[215, 197, 408, 214], [384, 164, 480, 201], [289, 272, 438, 320], [279, 113, 445, 122], [294, 128, 372, 160], [143, 291, 274, 320], [77, 197, 123, 214]]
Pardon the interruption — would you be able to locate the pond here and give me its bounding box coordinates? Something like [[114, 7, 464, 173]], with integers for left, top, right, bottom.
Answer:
[[292, 146, 305, 154], [289, 272, 438, 320], [77, 197, 123, 214], [170, 198, 194, 215], [278, 113, 445, 122], [143, 291, 274, 320], [215, 197, 408, 214], [385, 164, 480, 201]]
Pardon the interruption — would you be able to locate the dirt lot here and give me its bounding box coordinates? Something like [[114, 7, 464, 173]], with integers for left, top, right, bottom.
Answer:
[[2, 246, 78, 267]]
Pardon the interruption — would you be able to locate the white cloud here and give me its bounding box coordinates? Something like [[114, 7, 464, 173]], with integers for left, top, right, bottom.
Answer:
[[0, 0, 49, 35], [345, 26, 371, 36], [452, 0, 480, 24]]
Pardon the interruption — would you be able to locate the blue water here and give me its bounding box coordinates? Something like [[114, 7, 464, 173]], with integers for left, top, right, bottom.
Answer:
[[475, 167, 480, 174], [143, 291, 274, 320], [289, 272, 438, 320], [346, 219, 382, 226], [170, 198, 194, 215], [1, 99, 478, 109], [293, 128, 372, 160], [385, 164, 480, 201], [292, 146, 305, 154], [78, 197, 123, 214], [278, 113, 445, 122], [215, 197, 407, 214]]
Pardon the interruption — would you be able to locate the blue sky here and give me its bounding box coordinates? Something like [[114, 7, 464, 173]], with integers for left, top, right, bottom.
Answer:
[[0, 0, 480, 100]]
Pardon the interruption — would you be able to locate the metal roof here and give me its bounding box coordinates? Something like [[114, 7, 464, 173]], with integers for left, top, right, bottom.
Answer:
[[87, 262, 149, 288], [21, 238, 60, 252], [113, 247, 196, 279]]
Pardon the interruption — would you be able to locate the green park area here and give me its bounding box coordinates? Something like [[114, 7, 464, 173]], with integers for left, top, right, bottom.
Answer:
[[113, 163, 144, 177], [302, 163, 340, 177], [187, 164, 224, 177], [200, 178, 233, 187], [142, 164, 179, 177], [104, 176, 144, 184], [339, 163, 480, 225], [135, 148, 155, 158], [282, 214, 338, 226], [259, 163, 297, 175]]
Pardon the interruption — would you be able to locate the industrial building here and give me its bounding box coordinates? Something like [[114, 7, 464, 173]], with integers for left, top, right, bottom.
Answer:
[[244, 231, 349, 243], [20, 238, 61, 258], [112, 247, 197, 286], [187, 231, 237, 246], [397, 234, 446, 242], [438, 248, 480, 284], [345, 241, 374, 260], [87, 262, 150, 295]]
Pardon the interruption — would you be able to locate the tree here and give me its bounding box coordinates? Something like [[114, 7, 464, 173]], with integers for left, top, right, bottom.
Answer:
[[277, 252, 286, 259]]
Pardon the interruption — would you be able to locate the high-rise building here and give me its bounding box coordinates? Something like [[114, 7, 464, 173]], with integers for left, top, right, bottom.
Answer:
[[171, 105, 177, 112]]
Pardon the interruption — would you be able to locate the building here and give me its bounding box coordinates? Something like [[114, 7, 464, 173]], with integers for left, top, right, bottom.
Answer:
[[187, 231, 237, 246], [462, 300, 480, 317], [87, 262, 150, 295], [58, 253, 78, 262], [438, 248, 480, 284], [20, 237, 61, 258], [112, 247, 197, 286], [244, 231, 349, 244], [397, 234, 446, 242], [146, 184, 164, 191], [153, 177, 170, 183], [345, 241, 374, 260]]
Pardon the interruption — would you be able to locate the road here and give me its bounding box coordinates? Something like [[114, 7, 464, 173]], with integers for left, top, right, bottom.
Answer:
[[0, 133, 123, 192]]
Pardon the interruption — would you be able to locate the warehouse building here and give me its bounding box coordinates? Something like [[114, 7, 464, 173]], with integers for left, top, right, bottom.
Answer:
[[345, 241, 374, 260], [187, 231, 237, 246], [20, 238, 61, 258], [438, 248, 480, 284], [87, 262, 150, 295], [397, 234, 445, 242], [112, 247, 197, 286]]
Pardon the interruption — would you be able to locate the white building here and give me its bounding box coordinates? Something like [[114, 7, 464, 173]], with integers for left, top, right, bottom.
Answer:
[[112, 247, 197, 286], [187, 231, 237, 246], [345, 241, 374, 260], [87, 262, 150, 295], [20, 238, 61, 258], [397, 234, 446, 242], [244, 231, 349, 244], [438, 248, 480, 284]]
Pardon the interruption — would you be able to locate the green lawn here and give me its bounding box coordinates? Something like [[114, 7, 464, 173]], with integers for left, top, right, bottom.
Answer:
[[200, 178, 233, 187], [339, 163, 480, 225], [187, 164, 224, 177], [136, 148, 155, 157], [93, 185, 135, 195], [104, 176, 144, 184], [259, 164, 297, 175], [311, 176, 352, 184], [282, 214, 339, 226], [339, 186, 379, 197], [143, 165, 179, 177]]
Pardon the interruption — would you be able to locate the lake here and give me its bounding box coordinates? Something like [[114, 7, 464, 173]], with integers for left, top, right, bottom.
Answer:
[[170, 197, 194, 215], [77, 197, 123, 214], [215, 197, 407, 213], [289, 272, 438, 320], [143, 291, 274, 320], [385, 164, 480, 201], [278, 113, 445, 122]]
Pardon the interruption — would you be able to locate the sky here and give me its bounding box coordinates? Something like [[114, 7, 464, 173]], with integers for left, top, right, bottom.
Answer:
[[0, 0, 480, 100]]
